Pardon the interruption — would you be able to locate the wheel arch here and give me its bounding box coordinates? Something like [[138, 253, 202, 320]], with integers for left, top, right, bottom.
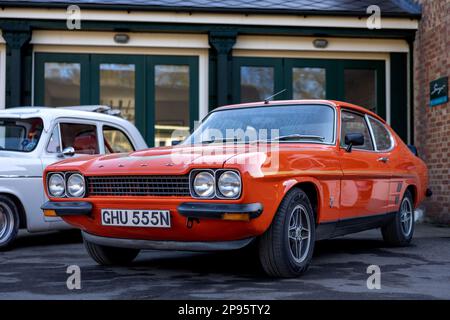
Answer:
[[286, 180, 321, 225], [0, 192, 27, 229], [405, 184, 417, 208]]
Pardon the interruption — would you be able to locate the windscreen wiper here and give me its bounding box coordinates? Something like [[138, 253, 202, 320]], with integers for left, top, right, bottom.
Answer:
[[201, 137, 242, 144], [271, 134, 325, 142]]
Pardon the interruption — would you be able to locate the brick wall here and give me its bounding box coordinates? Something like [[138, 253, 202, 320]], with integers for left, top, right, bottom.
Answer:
[[413, 0, 450, 223]]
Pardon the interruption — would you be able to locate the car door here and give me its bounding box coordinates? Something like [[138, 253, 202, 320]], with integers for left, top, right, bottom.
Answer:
[[338, 110, 391, 219], [41, 120, 101, 169]]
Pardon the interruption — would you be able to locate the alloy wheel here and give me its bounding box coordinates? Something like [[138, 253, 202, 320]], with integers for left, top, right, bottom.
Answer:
[[288, 204, 312, 263], [400, 197, 413, 237]]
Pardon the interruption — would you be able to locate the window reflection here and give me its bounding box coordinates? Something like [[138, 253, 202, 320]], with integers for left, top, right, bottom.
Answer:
[[100, 64, 136, 123], [155, 65, 190, 147], [44, 63, 80, 106], [292, 68, 326, 99], [240, 66, 274, 103]]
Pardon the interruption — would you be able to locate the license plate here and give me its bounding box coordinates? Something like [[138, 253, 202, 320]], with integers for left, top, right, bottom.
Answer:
[[101, 209, 171, 228]]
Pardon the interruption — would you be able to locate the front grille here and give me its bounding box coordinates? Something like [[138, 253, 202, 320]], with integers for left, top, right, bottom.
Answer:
[[87, 175, 190, 197]]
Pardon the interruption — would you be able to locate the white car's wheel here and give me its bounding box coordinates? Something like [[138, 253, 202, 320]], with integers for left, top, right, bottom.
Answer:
[[0, 195, 20, 250]]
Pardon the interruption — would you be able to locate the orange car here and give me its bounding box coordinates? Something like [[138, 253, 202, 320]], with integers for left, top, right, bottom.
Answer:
[[42, 100, 430, 277]]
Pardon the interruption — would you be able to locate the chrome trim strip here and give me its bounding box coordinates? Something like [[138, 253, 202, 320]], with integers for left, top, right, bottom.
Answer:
[[0, 175, 42, 178], [82, 231, 255, 252]]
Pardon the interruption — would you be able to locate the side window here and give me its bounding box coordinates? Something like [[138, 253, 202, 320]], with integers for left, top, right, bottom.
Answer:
[[369, 117, 392, 151], [60, 123, 99, 155], [46, 125, 61, 153], [341, 111, 374, 151], [103, 125, 134, 154]]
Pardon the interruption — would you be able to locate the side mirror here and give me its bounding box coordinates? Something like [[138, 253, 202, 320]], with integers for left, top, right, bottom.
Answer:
[[171, 140, 182, 146], [58, 146, 75, 158], [344, 133, 364, 152]]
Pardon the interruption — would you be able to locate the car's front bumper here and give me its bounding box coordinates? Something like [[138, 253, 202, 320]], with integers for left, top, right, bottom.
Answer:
[[41, 201, 92, 216], [82, 231, 255, 251], [41, 199, 268, 242], [42, 201, 263, 220]]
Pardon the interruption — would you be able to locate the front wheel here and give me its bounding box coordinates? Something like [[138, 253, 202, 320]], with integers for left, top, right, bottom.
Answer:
[[0, 195, 20, 251], [258, 188, 316, 278], [83, 237, 140, 266], [381, 190, 415, 246]]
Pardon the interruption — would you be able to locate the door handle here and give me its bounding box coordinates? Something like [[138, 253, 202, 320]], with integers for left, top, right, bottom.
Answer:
[[378, 157, 389, 163]]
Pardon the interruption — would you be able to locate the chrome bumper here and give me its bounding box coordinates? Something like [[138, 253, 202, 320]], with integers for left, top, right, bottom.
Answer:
[[82, 232, 255, 252]]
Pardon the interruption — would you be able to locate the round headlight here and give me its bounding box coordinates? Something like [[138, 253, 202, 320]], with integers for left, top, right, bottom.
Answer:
[[67, 173, 85, 198], [218, 171, 241, 198], [193, 171, 215, 198], [48, 173, 65, 197]]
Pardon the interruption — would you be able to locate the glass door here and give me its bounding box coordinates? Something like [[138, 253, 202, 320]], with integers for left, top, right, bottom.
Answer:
[[147, 56, 199, 147], [233, 57, 284, 103], [34, 53, 90, 106], [340, 60, 386, 119], [284, 59, 339, 101], [90, 55, 146, 136]]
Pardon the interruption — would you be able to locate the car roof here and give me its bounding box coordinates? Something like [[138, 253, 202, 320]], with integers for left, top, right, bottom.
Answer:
[[213, 99, 386, 123], [0, 106, 134, 130]]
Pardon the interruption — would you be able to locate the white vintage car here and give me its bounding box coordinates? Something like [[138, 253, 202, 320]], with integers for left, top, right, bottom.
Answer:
[[0, 106, 147, 249]]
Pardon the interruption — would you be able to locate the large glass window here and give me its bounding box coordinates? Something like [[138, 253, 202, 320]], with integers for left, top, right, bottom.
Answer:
[[154, 65, 190, 147], [341, 111, 374, 151], [99, 64, 136, 123], [185, 104, 335, 144], [60, 123, 99, 155], [0, 118, 44, 152], [292, 67, 326, 99], [344, 69, 377, 112], [240, 66, 274, 103], [44, 63, 81, 106]]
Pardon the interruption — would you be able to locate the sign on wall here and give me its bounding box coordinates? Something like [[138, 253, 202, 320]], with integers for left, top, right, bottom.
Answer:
[[430, 76, 448, 107]]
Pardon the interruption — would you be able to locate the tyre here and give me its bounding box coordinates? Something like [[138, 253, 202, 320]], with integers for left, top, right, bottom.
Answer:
[[83, 237, 140, 266], [258, 188, 316, 277], [381, 190, 415, 246], [0, 195, 20, 251]]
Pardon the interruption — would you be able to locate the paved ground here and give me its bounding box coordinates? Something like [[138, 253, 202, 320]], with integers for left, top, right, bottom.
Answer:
[[0, 223, 449, 300]]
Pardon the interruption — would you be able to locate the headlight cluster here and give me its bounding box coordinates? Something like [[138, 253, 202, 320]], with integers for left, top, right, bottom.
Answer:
[[47, 172, 86, 198], [191, 170, 242, 199]]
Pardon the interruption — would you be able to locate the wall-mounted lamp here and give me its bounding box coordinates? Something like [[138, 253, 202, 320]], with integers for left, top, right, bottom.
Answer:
[[114, 33, 130, 44], [313, 39, 328, 49]]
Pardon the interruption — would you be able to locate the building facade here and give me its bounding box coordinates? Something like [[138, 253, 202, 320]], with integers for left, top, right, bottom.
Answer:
[[413, 0, 449, 223], [0, 0, 446, 221]]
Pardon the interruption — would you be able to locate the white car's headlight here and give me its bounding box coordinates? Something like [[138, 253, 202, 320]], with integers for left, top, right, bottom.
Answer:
[[48, 173, 65, 197], [217, 171, 241, 198], [67, 173, 85, 198], [193, 171, 215, 198]]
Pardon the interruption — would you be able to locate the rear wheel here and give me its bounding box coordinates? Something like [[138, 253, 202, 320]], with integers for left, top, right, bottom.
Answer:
[[382, 190, 414, 246], [0, 195, 20, 251], [258, 188, 316, 278], [83, 238, 140, 266]]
